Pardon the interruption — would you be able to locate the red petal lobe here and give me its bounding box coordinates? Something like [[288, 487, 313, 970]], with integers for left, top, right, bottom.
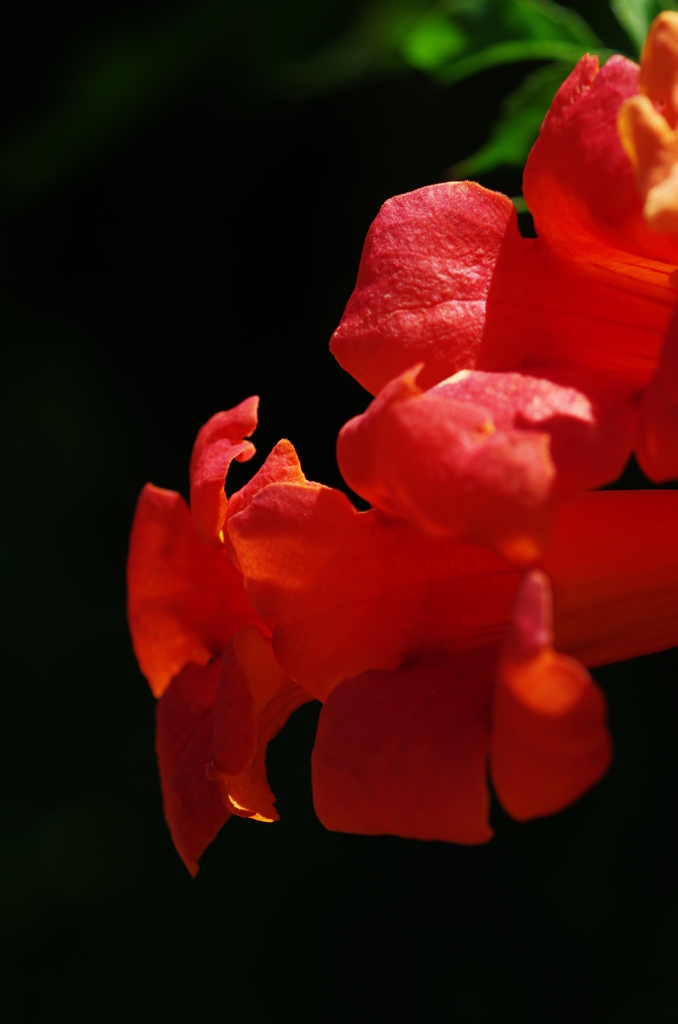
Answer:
[[491, 571, 611, 821], [127, 483, 263, 697], [312, 650, 495, 844]]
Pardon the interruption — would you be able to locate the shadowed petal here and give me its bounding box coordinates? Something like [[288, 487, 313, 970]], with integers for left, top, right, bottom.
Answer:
[[544, 490, 678, 665], [637, 306, 678, 480], [312, 650, 496, 844], [156, 661, 230, 876], [209, 626, 313, 822]]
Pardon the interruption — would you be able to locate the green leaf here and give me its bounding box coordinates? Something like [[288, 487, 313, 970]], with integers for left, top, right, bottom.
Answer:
[[271, 1, 431, 98], [402, 10, 468, 70], [436, 39, 610, 84], [397, 0, 607, 83], [0, 0, 428, 206], [611, 0, 678, 55], [451, 61, 572, 176]]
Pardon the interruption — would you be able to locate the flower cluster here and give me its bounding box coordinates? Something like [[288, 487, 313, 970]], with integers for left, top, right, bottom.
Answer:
[[128, 15, 678, 875]]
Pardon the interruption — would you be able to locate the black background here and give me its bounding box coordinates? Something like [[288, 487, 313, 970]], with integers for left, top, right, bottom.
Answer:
[[1, 2, 677, 1021]]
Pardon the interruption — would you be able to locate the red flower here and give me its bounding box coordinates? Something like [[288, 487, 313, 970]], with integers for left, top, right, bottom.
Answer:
[[128, 403, 678, 868], [127, 18, 678, 869], [331, 40, 678, 559], [227, 439, 678, 842], [127, 401, 312, 875]]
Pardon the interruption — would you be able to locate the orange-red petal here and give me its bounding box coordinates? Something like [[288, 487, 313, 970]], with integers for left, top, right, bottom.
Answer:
[[544, 490, 678, 666], [227, 445, 520, 701], [209, 626, 313, 821], [189, 397, 259, 548], [155, 660, 231, 876], [491, 571, 611, 821], [127, 483, 264, 697], [312, 650, 496, 844]]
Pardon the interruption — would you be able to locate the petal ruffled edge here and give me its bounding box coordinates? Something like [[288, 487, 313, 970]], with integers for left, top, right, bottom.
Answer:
[[189, 397, 259, 549], [127, 483, 264, 697]]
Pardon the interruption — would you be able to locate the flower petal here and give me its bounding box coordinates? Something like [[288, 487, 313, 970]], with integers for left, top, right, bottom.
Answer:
[[155, 660, 230, 876], [524, 54, 678, 262], [329, 181, 515, 395], [637, 307, 678, 480], [227, 444, 520, 700], [337, 366, 634, 563], [209, 626, 313, 822], [127, 483, 264, 697], [491, 571, 611, 821], [544, 490, 678, 665], [311, 650, 495, 844], [189, 396, 259, 548], [478, 220, 673, 389]]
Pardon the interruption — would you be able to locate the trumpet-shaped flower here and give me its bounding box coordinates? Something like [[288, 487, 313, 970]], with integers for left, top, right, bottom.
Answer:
[[226, 437, 678, 842], [331, 37, 678, 558], [127, 16, 678, 869], [128, 402, 678, 868]]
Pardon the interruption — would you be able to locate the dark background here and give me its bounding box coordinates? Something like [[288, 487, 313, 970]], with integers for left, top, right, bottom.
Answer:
[[1, 2, 677, 1021]]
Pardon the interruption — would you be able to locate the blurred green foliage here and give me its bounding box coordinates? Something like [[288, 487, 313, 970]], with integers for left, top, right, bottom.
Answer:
[[0, 0, 664, 212], [611, 0, 677, 51]]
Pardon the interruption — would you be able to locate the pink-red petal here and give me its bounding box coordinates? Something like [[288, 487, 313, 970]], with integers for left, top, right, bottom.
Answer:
[[337, 366, 635, 562], [330, 178, 674, 402], [330, 181, 515, 395]]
